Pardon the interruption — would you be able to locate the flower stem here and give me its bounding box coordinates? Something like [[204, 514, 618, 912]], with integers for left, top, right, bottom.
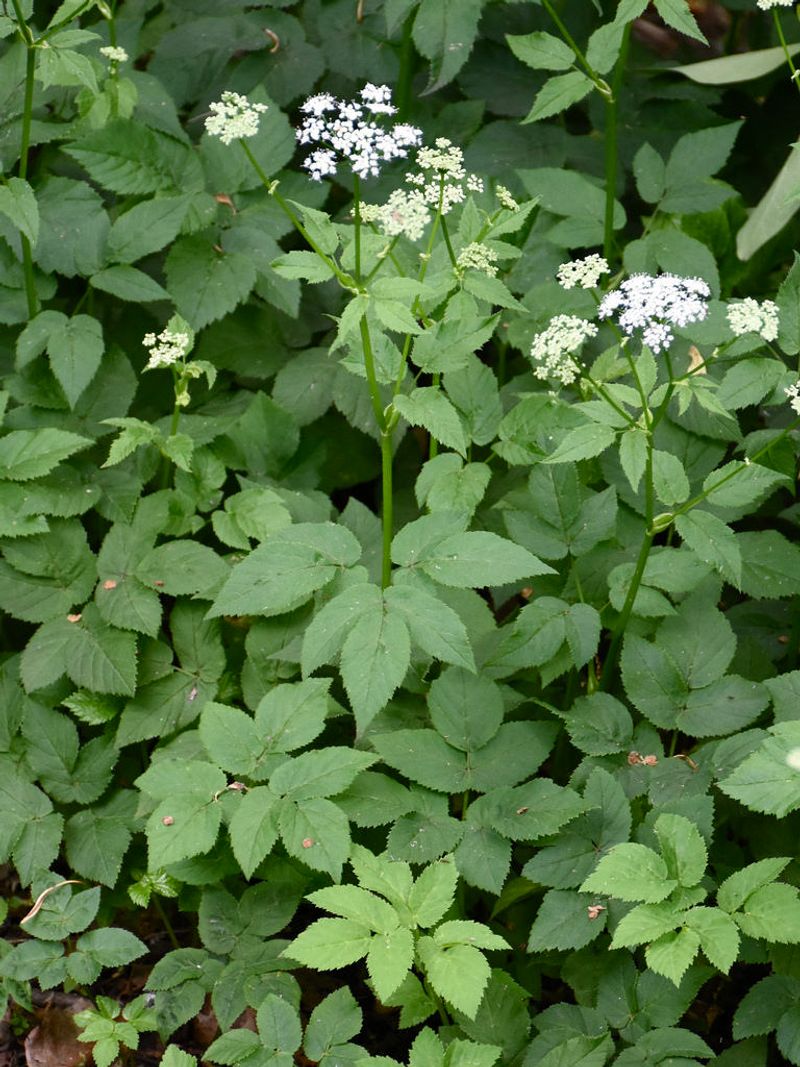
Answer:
[[239, 141, 353, 288], [12, 0, 38, 320], [773, 8, 800, 98], [440, 215, 458, 270], [603, 23, 631, 262], [380, 430, 393, 588], [541, 0, 605, 87], [353, 174, 362, 284]]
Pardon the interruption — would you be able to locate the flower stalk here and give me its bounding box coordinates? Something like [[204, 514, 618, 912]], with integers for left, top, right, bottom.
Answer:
[[11, 0, 38, 319]]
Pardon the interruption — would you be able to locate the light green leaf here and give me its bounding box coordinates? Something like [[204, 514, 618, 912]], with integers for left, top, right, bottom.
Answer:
[[284, 917, 372, 969], [0, 177, 38, 244], [340, 603, 411, 734], [683, 907, 739, 972], [394, 388, 468, 457], [523, 71, 595, 124], [654, 814, 707, 888], [675, 511, 741, 587], [645, 928, 701, 986], [717, 858, 790, 914], [416, 937, 489, 1019], [384, 585, 475, 672], [506, 31, 575, 71], [580, 843, 677, 903], [367, 926, 414, 1003]]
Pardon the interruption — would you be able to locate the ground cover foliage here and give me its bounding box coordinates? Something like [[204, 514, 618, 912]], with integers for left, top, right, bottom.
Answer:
[[2, 0, 800, 1063]]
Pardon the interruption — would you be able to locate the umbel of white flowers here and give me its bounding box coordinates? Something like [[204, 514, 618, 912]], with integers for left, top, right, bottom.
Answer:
[[406, 138, 484, 213], [598, 272, 711, 353], [205, 91, 268, 145], [296, 84, 422, 180], [143, 328, 191, 371], [757, 0, 794, 9], [99, 45, 128, 63], [530, 315, 598, 385]]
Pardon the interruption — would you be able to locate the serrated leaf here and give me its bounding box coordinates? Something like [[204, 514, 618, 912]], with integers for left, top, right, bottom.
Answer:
[[645, 928, 701, 986], [284, 917, 372, 969], [394, 389, 468, 457], [523, 71, 595, 124], [368, 926, 415, 1002], [580, 843, 677, 903], [416, 937, 489, 1019]]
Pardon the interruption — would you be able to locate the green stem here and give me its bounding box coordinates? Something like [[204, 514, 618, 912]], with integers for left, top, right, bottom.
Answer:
[[583, 372, 637, 426], [159, 383, 182, 490], [239, 141, 353, 288], [380, 430, 393, 588], [773, 8, 800, 98], [353, 174, 362, 284], [440, 215, 458, 270], [359, 314, 386, 432], [396, 13, 415, 121], [13, 5, 38, 320], [541, 0, 604, 86], [601, 429, 655, 692], [429, 372, 440, 459], [152, 895, 180, 952], [603, 23, 631, 262]]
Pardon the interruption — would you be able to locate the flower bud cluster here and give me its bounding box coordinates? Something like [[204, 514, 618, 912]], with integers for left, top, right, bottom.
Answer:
[[205, 91, 268, 145], [457, 242, 499, 277], [757, 0, 794, 9], [726, 297, 780, 342], [598, 273, 710, 353], [99, 45, 128, 63], [406, 138, 484, 214], [530, 315, 598, 386], [786, 381, 800, 416], [496, 185, 519, 211], [296, 84, 422, 181]]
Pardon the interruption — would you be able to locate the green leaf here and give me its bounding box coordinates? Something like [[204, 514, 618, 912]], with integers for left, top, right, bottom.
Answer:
[[107, 194, 192, 264], [393, 522, 553, 588], [523, 71, 595, 124], [633, 144, 666, 205], [611, 902, 683, 949], [561, 693, 633, 756], [284, 917, 372, 969], [65, 120, 199, 196], [528, 890, 607, 951], [165, 236, 256, 331], [339, 601, 411, 734], [270, 748, 376, 801], [408, 857, 459, 927], [412, 0, 483, 92], [65, 606, 138, 696], [384, 585, 475, 672], [674, 511, 741, 587], [673, 43, 800, 84], [34, 177, 109, 278], [427, 668, 502, 751], [543, 424, 617, 464], [0, 178, 38, 244], [394, 389, 468, 457], [304, 987, 363, 1060], [45, 314, 104, 408], [653, 0, 706, 43], [228, 786, 279, 878], [580, 843, 677, 903], [302, 583, 381, 676], [717, 858, 790, 914], [735, 883, 800, 943], [272, 250, 335, 283], [256, 993, 302, 1054], [136, 542, 228, 599], [367, 926, 415, 1002], [645, 928, 701, 986], [278, 796, 351, 879], [651, 450, 690, 506], [210, 524, 361, 619], [654, 814, 707, 888], [0, 428, 93, 481], [506, 31, 575, 71], [683, 907, 739, 972], [416, 937, 489, 1019], [90, 265, 170, 304], [719, 722, 800, 816]]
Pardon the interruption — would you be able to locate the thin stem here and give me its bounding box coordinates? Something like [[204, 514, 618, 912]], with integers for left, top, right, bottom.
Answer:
[[673, 417, 800, 518], [603, 23, 631, 262], [541, 0, 604, 87], [13, 5, 38, 320], [353, 174, 362, 284], [152, 896, 180, 952], [583, 372, 637, 426], [358, 315, 387, 432], [429, 372, 440, 459], [440, 215, 458, 270], [239, 141, 353, 288], [600, 524, 654, 692], [158, 396, 182, 490], [773, 8, 800, 98], [380, 430, 393, 588]]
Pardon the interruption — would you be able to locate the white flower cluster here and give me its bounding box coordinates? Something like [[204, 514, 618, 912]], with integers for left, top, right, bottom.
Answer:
[[726, 297, 780, 342], [360, 188, 431, 241], [530, 315, 598, 386], [598, 273, 711, 353], [557, 254, 610, 291], [99, 45, 128, 63], [787, 746, 800, 771], [406, 138, 484, 214], [496, 185, 519, 211], [457, 242, 499, 277], [296, 84, 422, 181], [143, 328, 191, 371], [205, 91, 268, 145], [757, 0, 794, 9], [786, 381, 800, 415]]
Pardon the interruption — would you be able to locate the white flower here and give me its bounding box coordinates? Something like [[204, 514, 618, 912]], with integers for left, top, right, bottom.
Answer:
[[496, 185, 518, 211], [205, 91, 268, 145], [143, 328, 191, 371], [530, 315, 598, 385], [99, 45, 128, 63], [786, 380, 800, 415], [457, 242, 498, 277], [598, 273, 711, 353], [360, 188, 431, 241], [557, 254, 610, 290], [787, 747, 800, 770], [757, 0, 794, 9], [296, 84, 421, 181], [405, 138, 483, 215], [726, 297, 779, 342]]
